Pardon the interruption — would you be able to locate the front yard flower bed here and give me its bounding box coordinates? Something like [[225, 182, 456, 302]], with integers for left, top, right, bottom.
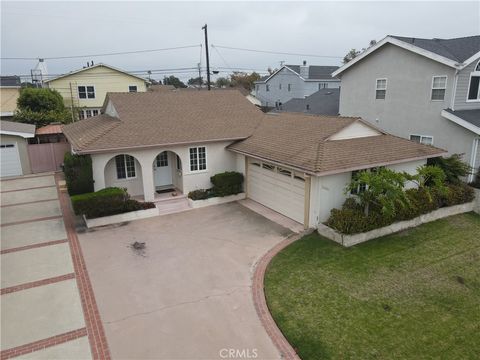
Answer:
[[71, 187, 155, 219]]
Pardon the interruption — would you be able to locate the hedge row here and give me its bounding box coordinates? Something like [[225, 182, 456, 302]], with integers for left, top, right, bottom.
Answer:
[[64, 153, 94, 195], [326, 183, 474, 234], [188, 171, 244, 200], [71, 187, 155, 219]]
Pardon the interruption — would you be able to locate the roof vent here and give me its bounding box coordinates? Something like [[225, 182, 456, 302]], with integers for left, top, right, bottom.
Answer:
[[303, 60, 307, 66]]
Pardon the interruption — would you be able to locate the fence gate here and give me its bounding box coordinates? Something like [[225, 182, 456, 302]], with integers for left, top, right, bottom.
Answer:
[[27, 143, 70, 173]]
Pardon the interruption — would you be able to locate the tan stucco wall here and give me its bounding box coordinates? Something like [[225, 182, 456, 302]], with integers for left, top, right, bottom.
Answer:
[[47, 65, 148, 109], [0, 88, 20, 114], [0, 134, 32, 175]]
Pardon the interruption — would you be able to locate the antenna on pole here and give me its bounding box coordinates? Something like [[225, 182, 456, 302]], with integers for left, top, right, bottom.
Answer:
[[202, 24, 211, 90]]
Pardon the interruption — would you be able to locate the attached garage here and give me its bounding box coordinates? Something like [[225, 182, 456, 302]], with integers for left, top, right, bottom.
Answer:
[[0, 120, 35, 178], [247, 158, 306, 224]]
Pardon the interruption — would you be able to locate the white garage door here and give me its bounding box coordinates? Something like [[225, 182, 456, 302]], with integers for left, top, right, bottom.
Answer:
[[247, 159, 305, 224], [1, 143, 23, 177]]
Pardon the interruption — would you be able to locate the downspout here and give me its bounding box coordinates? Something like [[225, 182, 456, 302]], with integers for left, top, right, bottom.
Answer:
[[450, 69, 459, 111], [469, 138, 479, 183]]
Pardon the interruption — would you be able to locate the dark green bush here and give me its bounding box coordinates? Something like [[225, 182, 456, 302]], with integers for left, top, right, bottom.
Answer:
[[439, 183, 475, 207], [188, 189, 213, 200], [71, 187, 154, 218], [64, 153, 94, 195], [428, 155, 471, 184], [210, 171, 244, 197]]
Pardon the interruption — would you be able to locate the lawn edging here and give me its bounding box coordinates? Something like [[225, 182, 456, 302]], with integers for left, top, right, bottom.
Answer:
[[318, 201, 475, 247], [84, 208, 159, 228], [187, 192, 245, 209], [252, 231, 312, 360]]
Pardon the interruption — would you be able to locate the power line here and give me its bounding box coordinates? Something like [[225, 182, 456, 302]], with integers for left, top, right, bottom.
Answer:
[[212, 45, 343, 59], [1, 45, 202, 61]]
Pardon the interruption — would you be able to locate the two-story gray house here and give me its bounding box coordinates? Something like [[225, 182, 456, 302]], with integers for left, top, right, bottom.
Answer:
[[254, 62, 340, 108], [334, 35, 480, 181]]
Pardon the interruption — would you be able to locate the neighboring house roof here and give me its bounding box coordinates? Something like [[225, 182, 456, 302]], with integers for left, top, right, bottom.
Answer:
[[274, 88, 340, 116], [333, 35, 480, 77], [0, 120, 35, 138], [255, 65, 340, 83], [442, 109, 480, 135], [36, 124, 64, 135], [63, 90, 264, 153], [44, 63, 149, 84], [228, 113, 445, 175], [148, 84, 176, 92], [0, 76, 21, 88]]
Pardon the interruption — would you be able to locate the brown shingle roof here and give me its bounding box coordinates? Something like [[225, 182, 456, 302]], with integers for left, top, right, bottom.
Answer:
[[63, 90, 264, 152], [228, 113, 446, 174]]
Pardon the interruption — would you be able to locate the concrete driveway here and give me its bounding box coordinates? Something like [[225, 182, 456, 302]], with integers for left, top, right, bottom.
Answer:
[[1, 174, 91, 359], [79, 202, 292, 360]]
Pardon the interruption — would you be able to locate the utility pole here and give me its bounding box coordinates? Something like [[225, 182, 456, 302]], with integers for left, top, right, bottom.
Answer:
[[202, 24, 211, 90]]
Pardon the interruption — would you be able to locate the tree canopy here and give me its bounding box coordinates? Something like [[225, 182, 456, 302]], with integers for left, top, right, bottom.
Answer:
[[163, 75, 187, 88], [230, 71, 261, 90], [14, 88, 72, 126], [187, 76, 204, 86], [343, 39, 377, 64]]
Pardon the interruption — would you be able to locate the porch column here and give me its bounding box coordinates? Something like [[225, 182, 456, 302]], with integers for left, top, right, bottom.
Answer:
[[91, 155, 107, 192], [140, 158, 155, 202]]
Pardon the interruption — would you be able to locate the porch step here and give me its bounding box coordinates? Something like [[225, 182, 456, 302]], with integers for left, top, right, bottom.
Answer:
[[156, 197, 191, 216]]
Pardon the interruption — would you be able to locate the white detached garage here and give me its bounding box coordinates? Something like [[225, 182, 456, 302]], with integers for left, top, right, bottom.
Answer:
[[0, 120, 35, 177]]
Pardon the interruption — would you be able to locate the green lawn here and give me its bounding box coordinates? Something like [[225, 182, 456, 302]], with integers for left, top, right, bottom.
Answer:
[[265, 212, 480, 360]]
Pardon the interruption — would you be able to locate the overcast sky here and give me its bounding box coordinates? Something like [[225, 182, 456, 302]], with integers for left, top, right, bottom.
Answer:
[[1, 1, 479, 82]]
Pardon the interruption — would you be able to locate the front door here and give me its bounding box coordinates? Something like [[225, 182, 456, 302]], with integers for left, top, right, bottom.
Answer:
[[154, 152, 173, 188]]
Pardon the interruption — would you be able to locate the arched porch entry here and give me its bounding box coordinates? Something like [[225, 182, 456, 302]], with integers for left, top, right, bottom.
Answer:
[[152, 151, 183, 194], [104, 154, 144, 196]]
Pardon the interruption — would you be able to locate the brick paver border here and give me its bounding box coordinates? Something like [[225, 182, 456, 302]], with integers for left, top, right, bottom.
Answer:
[[1, 239, 68, 255], [54, 173, 111, 360], [0, 328, 87, 360], [252, 233, 304, 360], [1, 273, 75, 295]]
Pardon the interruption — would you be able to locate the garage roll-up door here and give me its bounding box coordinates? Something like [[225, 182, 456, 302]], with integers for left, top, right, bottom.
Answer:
[[247, 159, 305, 223], [0, 143, 23, 177]]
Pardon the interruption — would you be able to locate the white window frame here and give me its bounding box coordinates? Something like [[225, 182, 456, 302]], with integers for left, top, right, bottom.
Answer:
[[375, 78, 387, 100], [79, 108, 100, 119], [156, 152, 168, 167], [431, 75, 447, 101], [189, 146, 207, 172], [77, 85, 96, 99], [115, 154, 136, 180], [466, 60, 480, 102], [128, 85, 138, 93], [410, 134, 434, 145]]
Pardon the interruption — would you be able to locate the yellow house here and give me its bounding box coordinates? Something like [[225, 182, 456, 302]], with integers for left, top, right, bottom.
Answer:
[[0, 76, 21, 119], [45, 63, 149, 119]]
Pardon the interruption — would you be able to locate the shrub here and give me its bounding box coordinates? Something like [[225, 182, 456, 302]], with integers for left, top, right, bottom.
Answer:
[[439, 183, 475, 207], [326, 205, 393, 235], [210, 171, 244, 197], [428, 154, 471, 184], [395, 187, 439, 221], [71, 187, 154, 218], [64, 153, 94, 195], [188, 189, 212, 200]]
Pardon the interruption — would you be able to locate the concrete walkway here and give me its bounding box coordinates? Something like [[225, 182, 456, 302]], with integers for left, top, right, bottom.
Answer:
[[0, 174, 93, 359]]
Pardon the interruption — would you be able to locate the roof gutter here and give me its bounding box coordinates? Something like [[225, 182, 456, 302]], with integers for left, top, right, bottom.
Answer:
[[441, 109, 480, 135]]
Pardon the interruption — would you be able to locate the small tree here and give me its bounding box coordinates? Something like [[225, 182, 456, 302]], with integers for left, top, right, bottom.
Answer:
[[427, 154, 471, 184], [230, 71, 261, 90], [163, 75, 187, 88], [215, 77, 231, 88], [346, 168, 409, 216], [14, 88, 72, 126], [187, 76, 204, 86]]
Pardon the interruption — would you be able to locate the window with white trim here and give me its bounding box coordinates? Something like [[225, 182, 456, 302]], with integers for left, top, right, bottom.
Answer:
[[156, 152, 168, 167], [115, 154, 136, 179], [78, 86, 95, 99], [189, 146, 206, 171], [467, 61, 480, 101], [318, 82, 328, 90], [410, 134, 433, 145], [128, 85, 138, 93], [78, 108, 99, 119], [375, 79, 387, 99], [431, 76, 447, 101]]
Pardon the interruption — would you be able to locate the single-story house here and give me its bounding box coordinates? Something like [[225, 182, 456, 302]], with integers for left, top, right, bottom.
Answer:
[[0, 120, 35, 177], [63, 91, 445, 228]]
